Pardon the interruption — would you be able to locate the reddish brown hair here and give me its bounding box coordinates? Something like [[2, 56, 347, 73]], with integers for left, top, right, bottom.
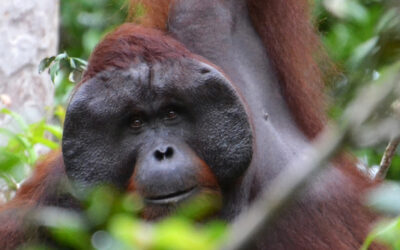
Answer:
[[82, 24, 191, 83], [246, 0, 330, 138]]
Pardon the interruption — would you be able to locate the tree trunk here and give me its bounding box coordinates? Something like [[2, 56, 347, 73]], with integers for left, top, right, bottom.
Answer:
[[0, 0, 59, 129]]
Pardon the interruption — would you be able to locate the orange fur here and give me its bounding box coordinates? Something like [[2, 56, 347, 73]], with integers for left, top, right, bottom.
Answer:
[[128, 0, 173, 30], [0, 151, 67, 250], [246, 0, 330, 138], [81, 24, 191, 84]]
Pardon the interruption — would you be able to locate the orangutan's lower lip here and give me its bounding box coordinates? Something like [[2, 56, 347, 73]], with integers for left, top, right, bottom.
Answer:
[[144, 187, 198, 205]]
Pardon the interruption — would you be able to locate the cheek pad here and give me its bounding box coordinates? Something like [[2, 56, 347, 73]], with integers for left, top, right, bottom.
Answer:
[[62, 81, 135, 189], [187, 78, 253, 186]]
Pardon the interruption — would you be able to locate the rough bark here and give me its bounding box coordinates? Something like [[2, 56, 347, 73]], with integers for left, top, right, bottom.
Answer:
[[0, 0, 59, 129]]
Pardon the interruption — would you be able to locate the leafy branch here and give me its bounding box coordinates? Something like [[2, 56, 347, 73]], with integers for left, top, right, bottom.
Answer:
[[39, 52, 87, 84]]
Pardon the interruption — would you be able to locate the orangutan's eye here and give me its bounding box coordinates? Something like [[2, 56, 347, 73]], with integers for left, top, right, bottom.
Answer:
[[164, 109, 177, 120], [130, 117, 143, 129]]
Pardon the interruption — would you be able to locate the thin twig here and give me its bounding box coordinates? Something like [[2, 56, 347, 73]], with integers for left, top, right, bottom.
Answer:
[[376, 98, 400, 180], [376, 137, 400, 180]]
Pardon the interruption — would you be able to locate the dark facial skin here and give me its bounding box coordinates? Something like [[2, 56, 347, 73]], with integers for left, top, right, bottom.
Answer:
[[62, 58, 253, 214]]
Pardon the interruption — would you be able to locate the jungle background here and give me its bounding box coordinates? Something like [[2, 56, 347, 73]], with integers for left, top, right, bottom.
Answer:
[[0, 0, 400, 249]]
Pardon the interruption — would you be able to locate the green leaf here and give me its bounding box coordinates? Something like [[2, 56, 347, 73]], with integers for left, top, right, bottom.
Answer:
[[0, 173, 19, 191], [32, 137, 59, 149], [13, 134, 37, 164], [43, 124, 63, 140], [0, 148, 23, 172], [0, 108, 29, 131], [69, 58, 77, 70], [68, 70, 83, 83], [54, 106, 66, 125], [109, 214, 146, 248], [49, 61, 61, 84], [376, 9, 398, 33], [348, 36, 379, 69], [72, 57, 88, 67], [55, 52, 68, 62], [362, 218, 400, 249], [0, 127, 17, 138], [38, 56, 56, 73]]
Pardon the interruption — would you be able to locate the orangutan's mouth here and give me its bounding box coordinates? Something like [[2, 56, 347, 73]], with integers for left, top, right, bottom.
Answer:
[[144, 186, 198, 205]]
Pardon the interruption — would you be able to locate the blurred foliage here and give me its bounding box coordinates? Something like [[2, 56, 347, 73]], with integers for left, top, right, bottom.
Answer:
[[0, 108, 63, 200], [39, 51, 88, 106], [314, 0, 400, 248], [39, 52, 87, 85], [60, 0, 127, 59], [315, 0, 400, 180], [362, 218, 400, 249], [363, 182, 400, 249], [0, 51, 84, 200], [20, 186, 226, 250]]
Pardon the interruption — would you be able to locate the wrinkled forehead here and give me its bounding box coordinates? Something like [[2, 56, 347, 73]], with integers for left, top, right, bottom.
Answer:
[[74, 58, 217, 104]]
